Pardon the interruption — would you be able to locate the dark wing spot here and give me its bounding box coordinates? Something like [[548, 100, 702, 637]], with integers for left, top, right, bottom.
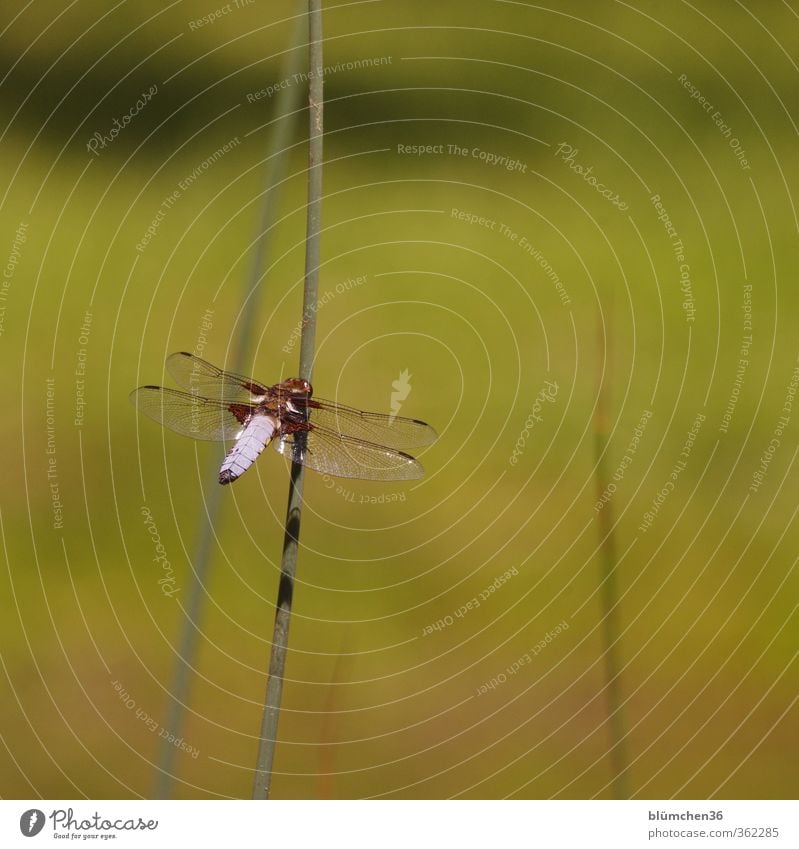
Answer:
[[227, 403, 251, 425]]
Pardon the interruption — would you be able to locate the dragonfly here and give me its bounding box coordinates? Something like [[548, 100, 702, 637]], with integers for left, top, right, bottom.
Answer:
[[130, 352, 437, 485]]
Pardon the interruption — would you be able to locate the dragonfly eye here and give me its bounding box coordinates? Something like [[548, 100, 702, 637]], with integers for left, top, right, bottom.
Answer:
[[283, 378, 312, 396]]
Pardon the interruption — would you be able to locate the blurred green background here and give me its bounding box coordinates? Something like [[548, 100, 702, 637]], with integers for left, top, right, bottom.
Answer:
[[1, 0, 798, 799]]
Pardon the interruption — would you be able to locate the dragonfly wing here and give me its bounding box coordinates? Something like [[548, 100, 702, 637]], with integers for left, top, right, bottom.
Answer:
[[165, 352, 269, 401], [306, 398, 438, 450], [273, 426, 425, 480], [130, 386, 252, 441]]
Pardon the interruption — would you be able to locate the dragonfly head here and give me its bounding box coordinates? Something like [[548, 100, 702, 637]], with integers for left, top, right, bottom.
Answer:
[[281, 378, 313, 397]]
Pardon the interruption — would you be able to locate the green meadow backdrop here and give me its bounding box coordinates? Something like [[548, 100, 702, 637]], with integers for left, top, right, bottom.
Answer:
[[1, 0, 798, 798]]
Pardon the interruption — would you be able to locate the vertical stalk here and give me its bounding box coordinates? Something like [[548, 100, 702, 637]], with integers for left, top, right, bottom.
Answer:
[[153, 7, 306, 799], [594, 304, 630, 799], [252, 0, 323, 800]]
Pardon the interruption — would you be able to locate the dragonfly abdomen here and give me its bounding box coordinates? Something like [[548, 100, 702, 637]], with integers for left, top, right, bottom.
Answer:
[[219, 414, 278, 485]]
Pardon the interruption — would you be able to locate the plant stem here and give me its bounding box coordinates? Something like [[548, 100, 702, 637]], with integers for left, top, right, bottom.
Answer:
[[252, 0, 323, 800], [594, 303, 630, 799], [153, 9, 306, 799]]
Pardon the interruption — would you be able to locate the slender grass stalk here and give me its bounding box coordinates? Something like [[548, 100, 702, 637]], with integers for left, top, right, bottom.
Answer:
[[593, 303, 630, 799], [153, 8, 306, 799], [316, 646, 348, 799], [251, 0, 323, 800]]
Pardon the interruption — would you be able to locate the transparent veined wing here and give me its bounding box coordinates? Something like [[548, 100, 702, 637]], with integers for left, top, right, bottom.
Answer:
[[165, 352, 269, 401], [304, 398, 438, 451], [273, 426, 426, 480], [130, 386, 253, 441]]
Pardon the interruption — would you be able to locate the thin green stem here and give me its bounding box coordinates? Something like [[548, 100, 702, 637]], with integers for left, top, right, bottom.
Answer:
[[153, 9, 306, 799], [252, 0, 323, 801], [594, 304, 630, 799]]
